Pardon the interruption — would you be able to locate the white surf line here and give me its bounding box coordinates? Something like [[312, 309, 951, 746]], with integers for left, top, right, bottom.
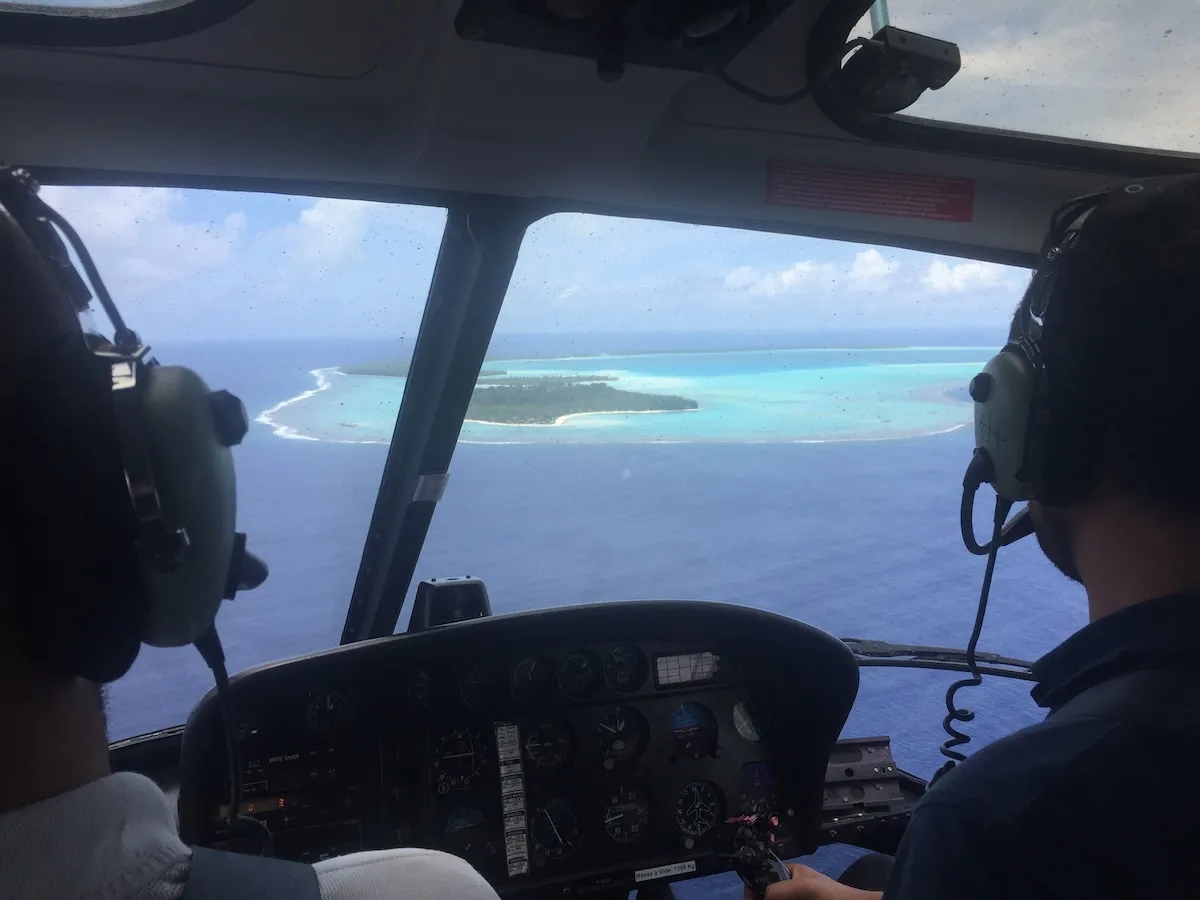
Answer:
[[255, 367, 340, 442], [464, 408, 698, 427]]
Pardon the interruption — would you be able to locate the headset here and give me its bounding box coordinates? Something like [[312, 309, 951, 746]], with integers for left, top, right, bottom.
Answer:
[[0, 166, 265, 685]]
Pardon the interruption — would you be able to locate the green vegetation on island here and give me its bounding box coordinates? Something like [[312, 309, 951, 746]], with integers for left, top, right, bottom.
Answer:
[[341, 360, 508, 378], [468, 376, 697, 425], [338, 360, 698, 425]]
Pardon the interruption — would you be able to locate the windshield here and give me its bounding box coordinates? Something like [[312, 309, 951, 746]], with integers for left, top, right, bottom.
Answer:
[[76, 192, 1088, 768], [398, 213, 1085, 777], [42, 185, 448, 740], [854, 0, 1199, 154]]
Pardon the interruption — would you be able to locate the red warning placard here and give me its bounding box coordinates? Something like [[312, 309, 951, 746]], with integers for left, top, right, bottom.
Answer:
[[766, 160, 975, 223]]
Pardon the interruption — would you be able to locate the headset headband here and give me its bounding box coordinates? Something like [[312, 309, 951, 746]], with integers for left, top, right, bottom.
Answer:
[[0, 167, 191, 573], [1014, 189, 1114, 361]]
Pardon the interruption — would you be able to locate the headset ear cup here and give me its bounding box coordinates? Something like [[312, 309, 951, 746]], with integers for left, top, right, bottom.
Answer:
[[137, 364, 237, 647], [5, 344, 148, 683], [973, 349, 1039, 501]]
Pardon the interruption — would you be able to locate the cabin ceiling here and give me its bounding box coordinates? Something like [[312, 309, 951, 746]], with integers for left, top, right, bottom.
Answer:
[[0, 0, 1192, 261]]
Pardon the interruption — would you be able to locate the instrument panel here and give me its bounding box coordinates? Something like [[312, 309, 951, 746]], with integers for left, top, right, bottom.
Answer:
[[179, 602, 858, 897]]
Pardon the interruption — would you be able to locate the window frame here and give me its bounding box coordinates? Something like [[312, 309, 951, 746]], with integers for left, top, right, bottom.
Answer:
[[0, 0, 253, 46]]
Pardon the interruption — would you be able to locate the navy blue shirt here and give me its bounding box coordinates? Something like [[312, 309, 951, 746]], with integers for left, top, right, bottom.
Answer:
[[884, 594, 1200, 899]]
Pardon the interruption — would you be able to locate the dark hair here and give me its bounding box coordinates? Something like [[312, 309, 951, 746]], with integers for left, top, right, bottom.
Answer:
[[1028, 174, 1200, 515], [0, 211, 146, 682]]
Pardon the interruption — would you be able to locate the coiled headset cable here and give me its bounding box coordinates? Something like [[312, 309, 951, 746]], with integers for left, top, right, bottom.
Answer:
[[934, 458, 1014, 785]]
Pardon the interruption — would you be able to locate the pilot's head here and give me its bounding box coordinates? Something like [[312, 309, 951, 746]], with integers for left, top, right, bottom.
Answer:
[[1021, 174, 1200, 596], [0, 206, 145, 692]]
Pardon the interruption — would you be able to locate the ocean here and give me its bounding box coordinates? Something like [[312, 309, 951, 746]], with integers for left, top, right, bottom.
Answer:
[[107, 333, 1089, 884]]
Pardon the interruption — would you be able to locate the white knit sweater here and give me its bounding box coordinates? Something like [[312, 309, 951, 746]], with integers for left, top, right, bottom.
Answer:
[[0, 773, 500, 900]]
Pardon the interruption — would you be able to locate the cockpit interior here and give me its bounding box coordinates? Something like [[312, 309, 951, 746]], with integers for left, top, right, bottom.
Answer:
[[2, 0, 1193, 897]]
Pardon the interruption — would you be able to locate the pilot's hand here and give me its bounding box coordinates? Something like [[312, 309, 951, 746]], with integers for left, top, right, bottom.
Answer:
[[744, 863, 883, 900]]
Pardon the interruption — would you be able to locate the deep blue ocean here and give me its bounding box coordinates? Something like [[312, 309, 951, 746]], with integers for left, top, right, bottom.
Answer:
[[107, 334, 1089, 885]]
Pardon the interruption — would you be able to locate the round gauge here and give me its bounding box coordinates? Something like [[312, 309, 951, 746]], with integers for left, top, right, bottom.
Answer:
[[461, 663, 505, 708], [511, 655, 553, 702], [434, 728, 487, 790], [407, 671, 434, 711], [558, 651, 601, 698], [675, 781, 725, 838], [305, 690, 351, 734], [669, 702, 718, 757], [596, 705, 648, 765], [603, 644, 648, 693], [524, 721, 575, 769], [733, 700, 770, 743], [530, 796, 582, 860], [603, 784, 651, 844]]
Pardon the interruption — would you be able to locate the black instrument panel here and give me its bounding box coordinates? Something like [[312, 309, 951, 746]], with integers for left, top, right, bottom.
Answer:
[[179, 602, 858, 897]]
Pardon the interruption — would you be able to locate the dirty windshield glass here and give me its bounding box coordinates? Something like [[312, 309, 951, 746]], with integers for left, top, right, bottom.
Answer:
[[855, 0, 1199, 154]]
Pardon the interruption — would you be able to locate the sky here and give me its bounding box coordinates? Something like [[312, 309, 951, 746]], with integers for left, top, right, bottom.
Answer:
[[31, 0, 1197, 342], [40, 185, 1030, 342]]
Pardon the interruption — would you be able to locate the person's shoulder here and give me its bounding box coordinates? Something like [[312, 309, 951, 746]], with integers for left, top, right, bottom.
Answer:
[[921, 711, 1123, 822], [313, 848, 498, 900]]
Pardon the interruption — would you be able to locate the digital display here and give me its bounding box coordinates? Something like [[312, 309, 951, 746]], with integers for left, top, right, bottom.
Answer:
[[655, 652, 719, 686], [217, 794, 290, 821]]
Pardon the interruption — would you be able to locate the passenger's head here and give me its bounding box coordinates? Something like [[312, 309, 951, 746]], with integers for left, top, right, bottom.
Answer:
[[1022, 174, 1200, 593], [0, 206, 144, 692]]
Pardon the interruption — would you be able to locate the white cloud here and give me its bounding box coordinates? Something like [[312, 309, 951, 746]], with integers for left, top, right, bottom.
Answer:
[[723, 266, 758, 290], [725, 250, 902, 298], [846, 249, 899, 292], [40, 185, 245, 290], [922, 259, 1011, 293], [288, 198, 374, 265], [723, 261, 839, 297]]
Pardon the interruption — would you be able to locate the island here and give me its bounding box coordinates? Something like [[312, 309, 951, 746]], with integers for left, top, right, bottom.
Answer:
[[341, 360, 508, 378], [467, 376, 697, 425], [337, 359, 698, 425]]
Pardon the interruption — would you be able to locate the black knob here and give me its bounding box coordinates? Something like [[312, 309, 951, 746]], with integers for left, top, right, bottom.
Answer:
[[968, 373, 993, 403], [209, 389, 249, 446]]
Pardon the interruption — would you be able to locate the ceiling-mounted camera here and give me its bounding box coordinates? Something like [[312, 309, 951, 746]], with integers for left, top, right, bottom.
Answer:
[[836, 25, 960, 114]]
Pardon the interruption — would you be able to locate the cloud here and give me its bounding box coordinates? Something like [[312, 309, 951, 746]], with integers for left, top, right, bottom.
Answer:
[[290, 198, 374, 264], [723, 261, 839, 296], [922, 259, 1012, 293], [724, 250, 900, 298], [41, 185, 245, 286], [846, 249, 899, 292], [38, 185, 447, 339], [37, 186, 1029, 339]]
